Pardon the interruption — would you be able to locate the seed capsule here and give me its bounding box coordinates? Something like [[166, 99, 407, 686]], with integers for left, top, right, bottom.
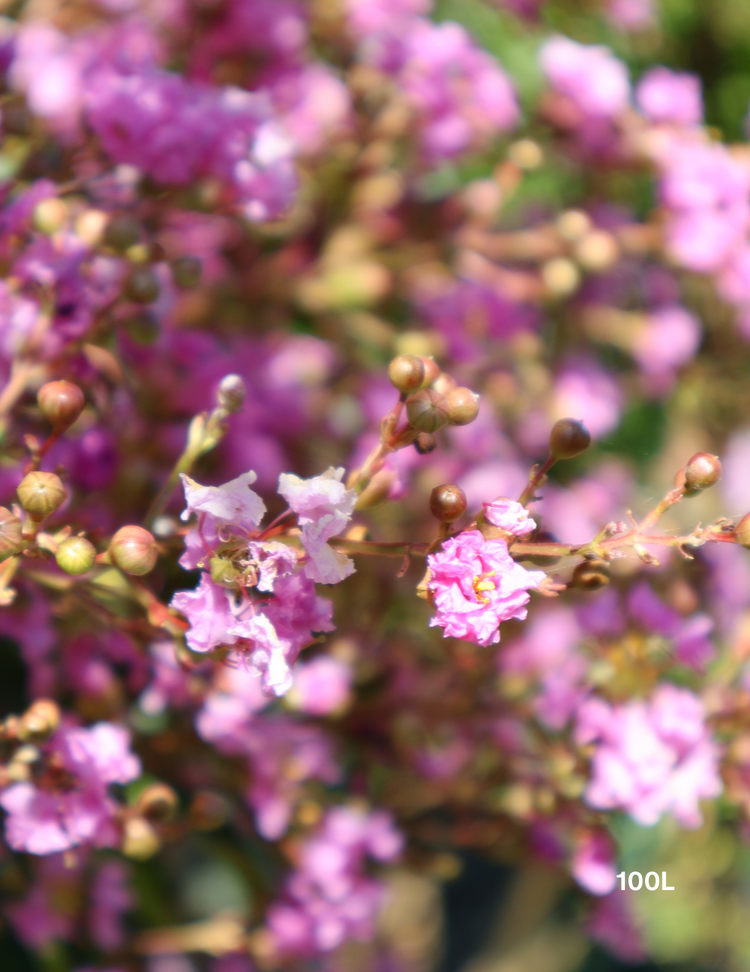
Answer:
[[430, 484, 467, 523], [549, 418, 591, 460], [17, 472, 67, 521], [445, 387, 479, 426], [109, 525, 158, 576], [125, 266, 160, 304], [406, 389, 450, 433], [0, 508, 24, 561], [683, 452, 722, 493], [571, 559, 610, 591], [55, 536, 96, 575], [37, 380, 85, 432], [388, 354, 425, 394]]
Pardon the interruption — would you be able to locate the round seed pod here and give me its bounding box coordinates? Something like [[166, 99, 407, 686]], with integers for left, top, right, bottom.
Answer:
[[549, 418, 591, 460], [571, 559, 610, 591], [430, 484, 467, 523], [125, 266, 161, 304], [171, 255, 202, 289], [17, 472, 67, 521], [37, 380, 85, 432], [414, 432, 437, 455], [406, 389, 450, 433], [735, 513, 750, 548], [388, 354, 425, 394], [109, 525, 158, 576], [445, 387, 479, 426], [684, 452, 722, 493], [0, 508, 24, 561], [104, 213, 140, 252], [17, 699, 60, 743], [55, 536, 96, 575]]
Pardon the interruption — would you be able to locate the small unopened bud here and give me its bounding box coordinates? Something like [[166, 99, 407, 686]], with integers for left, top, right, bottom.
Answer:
[[56, 536, 96, 575], [571, 559, 610, 591], [542, 257, 580, 297], [125, 266, 160, 304], [17, 472, 67, 521], [445, 387, 479, 426], [388, 354, 425, 394], [0, 507, 23, 561], [735, 513, 750, 548], [418, 356, 440, 387], [37, 380, 85, 432], [171, 255, 202, 289], [104, 213, 140, 252], [17, 699, 60, 742], [414, 432, 437, 455], [430, 484, 467, 523], [136, 783, 178, 822], [549, 418, 591, 460], [32, 197, 67, 235], [683, 452, 722, 493], [122, 816, 160, 860], [109, 525, 158, 576], [406, 389, 450, 433], [216, 374, 246, 413]]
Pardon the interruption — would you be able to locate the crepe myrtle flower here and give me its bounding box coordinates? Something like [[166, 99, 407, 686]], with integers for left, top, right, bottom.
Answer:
[[426, 530, 545, 647], [483, 497, 536, 536]]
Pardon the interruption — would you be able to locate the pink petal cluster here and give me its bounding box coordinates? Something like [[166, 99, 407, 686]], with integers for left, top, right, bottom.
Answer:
[[636, 67, 703, 126], [575, 684, 722, 828], [267, 806, 402, 954], [539, 36, 630, 119], [427, 530, 545, 647], [484, 497, 536, 535], [180, 471, 266, 530], [0, 722, 140, 855]]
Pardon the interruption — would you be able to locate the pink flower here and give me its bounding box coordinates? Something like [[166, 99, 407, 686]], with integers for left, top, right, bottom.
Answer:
[[247, 540, 298, 592], [180, 471, 266, 530], [426, 530, 545, 647], [575, 685, 722, 828], [278, 467, 357, 584], [636, 67, 702, 126], [288, 656, 353, 715], [571, 829, 616, 896], [170, 574, 238, 653], [540, 36, 630, 119], [483, 497, 536, 535], [588, 891, 648, 962]]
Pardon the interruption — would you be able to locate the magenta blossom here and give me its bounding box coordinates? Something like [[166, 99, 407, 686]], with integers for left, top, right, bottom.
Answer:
[[483, 497, 536, 535], [180, 470, 266, 531], [426, 530, 545, 647]]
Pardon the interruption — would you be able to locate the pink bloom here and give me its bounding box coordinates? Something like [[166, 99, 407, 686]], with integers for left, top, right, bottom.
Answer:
[[540, 36, 630, 119], [427, 530, 545, 647], [483, 497, 536, 535], [180, 471, 266, 530], [636, 67, 702, 126], [247, 540, 298, 592], [606, 0, 655, 31], [575, 685, 722, 828], [278, 467, 357, 584], [571, 829, 616, 896], [288, 656, 353, 715], [588, 891, 648, 962], [170, 574, 238, 653], [89, 860, 132, 951], [632, 305, 701, 390]]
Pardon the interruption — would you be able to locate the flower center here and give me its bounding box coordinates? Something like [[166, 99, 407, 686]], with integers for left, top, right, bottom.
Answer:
[[472, 571, 497, 604]]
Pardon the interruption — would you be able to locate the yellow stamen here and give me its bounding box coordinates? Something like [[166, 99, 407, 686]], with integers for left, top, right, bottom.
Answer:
[[472, 571, 497, 604]]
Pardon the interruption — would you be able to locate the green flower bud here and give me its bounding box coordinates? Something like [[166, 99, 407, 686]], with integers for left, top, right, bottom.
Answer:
[[37, 380, 85, 432], [406, 389, 450, 433], [0, 507, 24, 562], [445, 387, 479, 426], [683, 452, 722, 493], [429, 484, 467, 523], [125, 266, 161, 304], [388, 354, 425, 394], [17, 472, 67, 521], [549, 418, 591, 460], [104, 213, 141, 252], [55, 536, 96, 575], [109, 525, 158, 576]]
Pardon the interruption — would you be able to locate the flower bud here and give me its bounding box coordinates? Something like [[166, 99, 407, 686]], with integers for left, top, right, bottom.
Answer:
[[109, 525, 158, 575], [17, 699, 60, 743], [17, 472, 67, 521], [571, 559, 610, 591], [418, 356, 440, 387], [0, 507, 23, 561], [735, 513, 750, 548], [125, 266, 160, 304], [216, 374, 246, 413], [549, 418, 591, 460], [55, 536, 96, 575], [430, 484, 467, 523], [37, 380, 85, 432], [171, 255, 202, 289], [32, 198, 67, 235], [406, 389, 450, 433], [122, 816, 160, 860], [683, 452, 722, 493], [104, 213, 140, 252], [135, 783, 178, 822], [388, 354, 425, 394], [122, 310, 160, 345], [414, 432, 437, 454], [445, 387, 479, 426]]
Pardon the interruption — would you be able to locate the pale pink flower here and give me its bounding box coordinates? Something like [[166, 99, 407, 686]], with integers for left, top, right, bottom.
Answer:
[[247, 540, 298, 592], [540, 36, 630, 119], [636, 67, 702, 126], [180, 471, 266, 530], [483, 497, 536, 535], [571, 829, 616, 896], [427, 530, 545, 647], [170, 575, 239, 653], [288, 656, 353, 715]]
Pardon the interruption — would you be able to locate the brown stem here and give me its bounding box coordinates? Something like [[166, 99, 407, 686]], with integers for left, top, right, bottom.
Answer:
[[518, 454, 556, 508]]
